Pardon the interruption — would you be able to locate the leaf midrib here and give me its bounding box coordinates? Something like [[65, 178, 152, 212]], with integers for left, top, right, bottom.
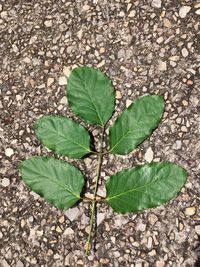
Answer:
[[110, 129, 132, 152], [110, 119, 158, 152], [47, 128, 91, 153], [84, 78, 104, 125], [24, 166, 80, 199], [106, 172, 164, 201]]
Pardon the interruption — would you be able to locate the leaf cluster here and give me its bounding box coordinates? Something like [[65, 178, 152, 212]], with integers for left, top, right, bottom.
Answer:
[[20, 66, 187, 253]]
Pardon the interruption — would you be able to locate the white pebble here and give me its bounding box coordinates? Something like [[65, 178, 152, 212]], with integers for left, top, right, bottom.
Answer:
[[63, 227, 74, 235], [195, 225, 200, 235], [181, 47, 189, 57], [77, 29, 83, 40], [169, 55, 180, 61], [58, 76, 67, 85], [156, 36, 164, 44], [63, 66, 71, 77], [152, 0, 162, 8], [126, 99, 132, 108], [179, 6, 191, 18], [128, 10, 136, 17], [5, 148, 14, 157], [2, 178, 10, 187], [145, 147, 154, 163], [23, 57, 31, 64], [175, 140, 182, 150], [158, 60, 167, 71], [195, 9, 200, 15], [59, 96, 68, 105], [44, 20, 52, 27], [136, 222, 146, 232], [16, 261, 24, 267]]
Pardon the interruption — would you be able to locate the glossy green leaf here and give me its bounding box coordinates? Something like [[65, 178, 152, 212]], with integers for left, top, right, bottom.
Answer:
[[20, 157, 85, 209], [109, 95, 164, 155], [35, 116, 91, 159], [67, 66, 115, 125], [106, 162, 187, 214]]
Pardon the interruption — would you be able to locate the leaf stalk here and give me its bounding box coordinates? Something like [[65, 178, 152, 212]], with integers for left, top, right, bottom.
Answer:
[[85, 126, 105, 255]]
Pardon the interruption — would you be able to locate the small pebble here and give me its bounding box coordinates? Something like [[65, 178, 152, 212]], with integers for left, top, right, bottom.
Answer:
[[181, 48, 189, 58], [169, 55, 180, 61], [152, 0, 162, 8], [179, 223, 184, 231], [181, 126, 187, 132], [148, 214, 158, 225], [158, 61, 167, 71], [99, 47, 105, 53], [156, 261, 165, 267], [2, 178, 10, 187], [97, 213, 105, 226], [58, 216, 65, 224], [64, 207, 80, 221], [63, 227, 74, 235], [0, 231, 3, 239], [144, 147, 154, 163], [1, 260, 10, 267], [185, 207, 196, 216], [126, 99, 132, 108], [5, 148, 14, 157], [136, 222, 146, 232], [47, 77, 54, 87], [148, 249, 157, 256], [156, 36, 164, 44], [179, 6, 191, 18], [58, 76, 67, 86], [56, 226, 62, 233], [182, 100, 188, 106], [195, 9, 200, 15], [16, 261, 24, 267], [128, 10, 136, 17], [195, 225, 200, 235], [116, 90, 122, 99], [163, 18, 171, 28], [44, 20, 52, 27], [59, 96, 68, 104]]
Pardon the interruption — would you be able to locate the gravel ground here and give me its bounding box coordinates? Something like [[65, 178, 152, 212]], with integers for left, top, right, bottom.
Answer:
[[1, 0, 200, 266]]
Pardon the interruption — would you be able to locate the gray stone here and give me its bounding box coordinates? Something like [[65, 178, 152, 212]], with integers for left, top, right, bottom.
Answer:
[[152, 0, 162, 8], [16, 261, 24, 267], [97, 213, 105, 226], [179, 6, 191, 18], [195, 225, 200, 235], [64, 207, 80, 221], [1, 260, 10, 267], [63, 227, 74, 235]]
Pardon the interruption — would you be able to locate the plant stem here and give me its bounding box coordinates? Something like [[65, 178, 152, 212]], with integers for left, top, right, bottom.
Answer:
[[85, 126, 105, 255]]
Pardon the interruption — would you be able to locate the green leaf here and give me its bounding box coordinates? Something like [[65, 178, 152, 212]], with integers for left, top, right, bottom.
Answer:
[[109, 95, 164, 155], [106, 162, 187, 214], [35, 116, 91, 159], [20, 156, 85, 210], [67, 66, 115, 125]]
